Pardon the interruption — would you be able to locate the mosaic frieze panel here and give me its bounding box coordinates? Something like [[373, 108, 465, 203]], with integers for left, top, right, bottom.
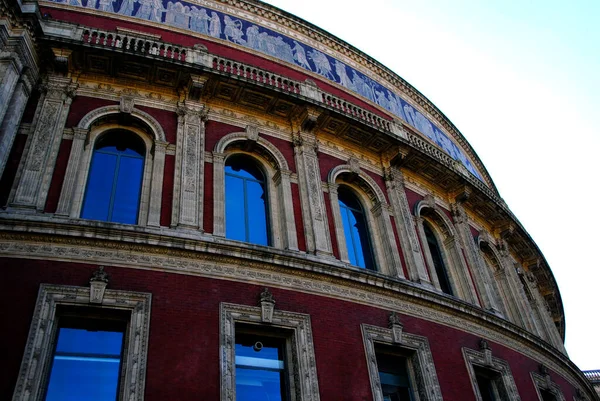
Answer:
[[45, 0, 482, 179]]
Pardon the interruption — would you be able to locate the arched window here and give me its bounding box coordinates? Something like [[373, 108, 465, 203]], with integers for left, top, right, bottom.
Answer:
[[81, 130, 145, 224], [338, 186, 375, 270], [423, 222, 453, 295], [225, 154, 269, 246]]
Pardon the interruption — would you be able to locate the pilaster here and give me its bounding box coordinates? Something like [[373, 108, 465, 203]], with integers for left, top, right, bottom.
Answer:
[[171, 101, 207, 231], [384, 168, 432, 285], [292, 114, 332, 255], [11, 75, 76, 211], [273, 169, 299, 251], [451, 199, 502, 315]]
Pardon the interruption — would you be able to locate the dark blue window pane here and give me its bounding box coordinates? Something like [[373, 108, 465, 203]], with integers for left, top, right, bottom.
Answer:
[[225, 156, 269, 245], [81, 153, 117, 222], [225, 173, 246, 242], [338, 188, 375, 270], [246, 180, 268, 245], [81, 131, 145, 224], [111, 156, 144, 224], [46, 328, 124, 401], [423, 223, 453, 295], [235, 337, 285, 401]]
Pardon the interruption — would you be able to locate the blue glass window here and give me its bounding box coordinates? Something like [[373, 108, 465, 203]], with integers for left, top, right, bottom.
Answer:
[[338, 187, 375, 270], [225, 155, 269, 245], [423, 223, 453, 295], [376, 349, 414, 401], [81, 131, 145, 224], [235, 332, 287, 401], [45, 316, 126, 401]]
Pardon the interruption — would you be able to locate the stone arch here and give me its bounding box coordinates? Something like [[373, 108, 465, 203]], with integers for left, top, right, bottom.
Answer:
[[414, 199, 457, 239], [214, 129, 289, 171], [77, 105, 166, 143], [328, 164, 387, 206]]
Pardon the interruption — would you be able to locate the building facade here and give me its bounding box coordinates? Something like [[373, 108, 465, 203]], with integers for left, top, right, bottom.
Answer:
[[0, 0, 596, 400]]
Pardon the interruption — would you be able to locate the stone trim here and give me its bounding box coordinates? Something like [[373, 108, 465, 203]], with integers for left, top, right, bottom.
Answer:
[[462, 344, 521, 401], [0, 230, 587, 394], [361, 323, 443, 401], [327, 164, 403, 277], [531, 371, 566, 401], [12, 284, 152, 401], [60, 116, 164, 226], [212, 128, 298, 250], [220, 302, 320, 401], [414, 199, 479, 305]]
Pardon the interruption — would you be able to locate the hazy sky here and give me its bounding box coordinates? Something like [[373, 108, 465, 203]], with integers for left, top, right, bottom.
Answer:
[[262, 0, 600, 370]]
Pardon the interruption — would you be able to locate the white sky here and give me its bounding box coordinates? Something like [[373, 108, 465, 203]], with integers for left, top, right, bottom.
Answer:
[[261, 0, 600, 370]]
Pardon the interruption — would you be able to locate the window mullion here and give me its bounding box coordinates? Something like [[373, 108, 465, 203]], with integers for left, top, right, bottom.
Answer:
[[107, 153, 121, 222]]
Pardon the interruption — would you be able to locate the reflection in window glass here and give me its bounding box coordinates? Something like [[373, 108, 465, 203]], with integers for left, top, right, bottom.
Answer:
[[235, 333, 287, 401], [338, 187, 374, 270], [423, 223, 453, 295], [45, 318, 125, 401], [225, 155, 269, 245], [81, 131, 145, 224], [376, 351, 413, 401]]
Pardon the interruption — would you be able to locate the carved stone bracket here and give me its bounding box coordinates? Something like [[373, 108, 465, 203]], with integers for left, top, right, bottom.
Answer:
[[259, 287, 276, 323], [89, 265, 109, 304], [388, 312, 404, 344]]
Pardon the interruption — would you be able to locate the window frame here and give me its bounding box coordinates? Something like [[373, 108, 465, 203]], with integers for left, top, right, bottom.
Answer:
[[530, 371, 566, 401], [80, 129, 147, 224], [337, 185, 376, 270], [361, 323, 443, 401], [12, 284, 152, 401], [462, 346, 521, 401], [224, 153, 272, 246], [220, 302, 321, 401]]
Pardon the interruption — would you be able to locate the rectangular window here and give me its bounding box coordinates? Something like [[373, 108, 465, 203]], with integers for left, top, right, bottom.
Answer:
[[220, 302, 320, 401], [235, 328, 289, 401], [45, 308, 129, 401], [375, 347, 415, 401], [13, 284, 151, 401], [474, 368, 500, 401]]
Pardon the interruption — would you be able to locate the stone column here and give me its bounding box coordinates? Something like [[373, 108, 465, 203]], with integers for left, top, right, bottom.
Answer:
[[212, 152, 226, 236], [0, 52, 23, 126], [55, 127, 89, 217], [451, 199, 502, 314], [171, 102, 206, 231], [292, 131, 332, 255], [11, 75, 77, 212], [273, 169, 299, 250], [384, 167, 432, 285], [0, 71, 34, 178], [146, 141, 167, 227]]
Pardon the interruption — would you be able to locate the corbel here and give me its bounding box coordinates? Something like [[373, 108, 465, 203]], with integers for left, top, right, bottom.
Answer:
[[259, 288, 275, 323]]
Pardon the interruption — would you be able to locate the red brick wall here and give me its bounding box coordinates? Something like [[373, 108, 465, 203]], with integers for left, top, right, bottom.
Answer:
[[291, 182, 306, 252], [65, 97, 116, 128], [405, 188, 423, 212], [161, 154, 175, 227], [136, 106, 178, 144], [0, 259, 575, 401], [205, 120, 241, 151], [44, 139, 73, 213], [203, 161, 213, 233]]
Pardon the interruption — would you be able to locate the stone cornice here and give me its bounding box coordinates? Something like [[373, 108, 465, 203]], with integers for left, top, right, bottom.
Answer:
[[0, 214, 586, 395]]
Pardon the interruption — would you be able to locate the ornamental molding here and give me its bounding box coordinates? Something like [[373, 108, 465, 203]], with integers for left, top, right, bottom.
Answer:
[[213, 130, 289, 171], [39, 0, 492, 188], [462, 346, 521, 401], [0, 230, 589, 394], [11, 284, 152, 401], [76, 80, 179, 109], [220, 302, 321, 401], [327, 163, 388, 205], [77, 104, 167, 142]]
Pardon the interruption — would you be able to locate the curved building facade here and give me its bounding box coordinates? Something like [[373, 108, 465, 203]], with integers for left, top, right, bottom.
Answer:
[[0, 0, 596, 400]]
